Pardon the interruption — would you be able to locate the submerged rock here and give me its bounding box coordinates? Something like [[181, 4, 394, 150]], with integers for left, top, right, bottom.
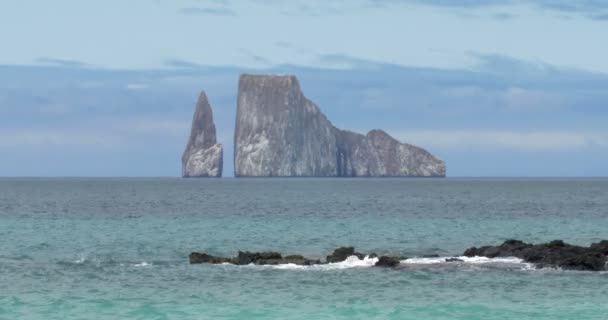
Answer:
[[234, 74, 446, 177], [182, 91, 223, 177], [463, 239, 608, 271]]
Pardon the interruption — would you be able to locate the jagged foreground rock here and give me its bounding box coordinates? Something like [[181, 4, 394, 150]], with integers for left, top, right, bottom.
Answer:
[[189, 246, 399, 267], [234, 74, 446, 177], [181, 91, 223, 177], [464, 239, 608, 271], [189, 240, 608, 271]]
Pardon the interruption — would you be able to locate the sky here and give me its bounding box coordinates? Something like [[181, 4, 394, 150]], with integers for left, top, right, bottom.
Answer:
[[1, 0, 607, 177]]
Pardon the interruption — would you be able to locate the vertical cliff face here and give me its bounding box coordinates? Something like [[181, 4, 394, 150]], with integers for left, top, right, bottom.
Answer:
[[234, 75, 338, 177], [234, 74, 446, 177], [182, 91, 223, 177]]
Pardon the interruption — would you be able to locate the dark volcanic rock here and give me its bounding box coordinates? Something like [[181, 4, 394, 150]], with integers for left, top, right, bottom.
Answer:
[[326, 247, 354, 263], [463, 239, 531, 258], [190, 246, 367, 266], [284, 255, 305, 260], [464, 239, 608, 271], [190, 251, 321, 266], [326, 246, 364, 263], [237, 251, 282, 265], [374, 256, 401, 267], [234, 74, 445, 177], [182, 91, 223, 177], [282, 255, 322, 265], [189, 252, 232, 264], [591, 240, 608, 254]]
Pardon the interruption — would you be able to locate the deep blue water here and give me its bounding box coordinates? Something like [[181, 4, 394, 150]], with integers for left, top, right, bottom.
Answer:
[[1, 178, 607, 319]]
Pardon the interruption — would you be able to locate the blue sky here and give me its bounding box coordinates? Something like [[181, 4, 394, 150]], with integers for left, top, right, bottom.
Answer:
[[1, 0, 607, 176]]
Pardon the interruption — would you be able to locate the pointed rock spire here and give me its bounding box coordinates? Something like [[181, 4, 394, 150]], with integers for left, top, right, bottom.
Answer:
[[182, 91, 223, 177]]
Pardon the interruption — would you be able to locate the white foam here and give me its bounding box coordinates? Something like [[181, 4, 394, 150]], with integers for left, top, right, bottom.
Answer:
[[401, 256, 534, 269], [273, 255, 379, 270], [227, 255, 379, 271], [217, 255, 535, 271], [401, 256, 523, 264], [133, 261, 152, 267]]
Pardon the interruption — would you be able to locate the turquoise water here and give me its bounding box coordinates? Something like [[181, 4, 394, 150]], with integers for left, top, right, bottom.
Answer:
[[1, 178, 607, 319]]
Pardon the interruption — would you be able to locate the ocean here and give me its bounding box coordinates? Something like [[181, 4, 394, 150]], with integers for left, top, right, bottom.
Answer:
[[1, 178, 607, 319]]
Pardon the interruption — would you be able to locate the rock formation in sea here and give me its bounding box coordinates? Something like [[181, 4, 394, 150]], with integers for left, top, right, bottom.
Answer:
[[234, 74, 446, 177], [181, 91, 223, 177], [189, 240, 608, 271], [464, 239, 608, 271], [189, 251, 322, 266], [189, 246, 392, 267], [326, 246, 365, 262]]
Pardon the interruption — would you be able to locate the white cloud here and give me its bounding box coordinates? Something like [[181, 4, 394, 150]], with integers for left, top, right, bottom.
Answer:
[[393, 130, 608, 150]]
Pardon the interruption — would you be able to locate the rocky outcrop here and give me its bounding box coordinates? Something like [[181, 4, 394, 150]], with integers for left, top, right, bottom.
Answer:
[[234, 74, 445, 177], [189, 247, 403, 268], [464, 239, 608, 271], [189, 240, 608, 271], [189, 251, 321, 266], [336, 129, 446, 177], [182, 91, 223, 177], [189, 241, 608, 271], [189, 252, 233, 264], [326, 246, 365, 263], [375, 256, 401, 267]]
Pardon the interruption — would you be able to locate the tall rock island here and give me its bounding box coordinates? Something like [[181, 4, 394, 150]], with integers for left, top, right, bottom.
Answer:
[[234, 74, 446, 177], [182, 91, 223, 177]]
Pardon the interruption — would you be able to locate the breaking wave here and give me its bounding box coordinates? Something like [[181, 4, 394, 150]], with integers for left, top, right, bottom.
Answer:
[[222, 255, 535, 271], [401, 256, 526, 265]]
